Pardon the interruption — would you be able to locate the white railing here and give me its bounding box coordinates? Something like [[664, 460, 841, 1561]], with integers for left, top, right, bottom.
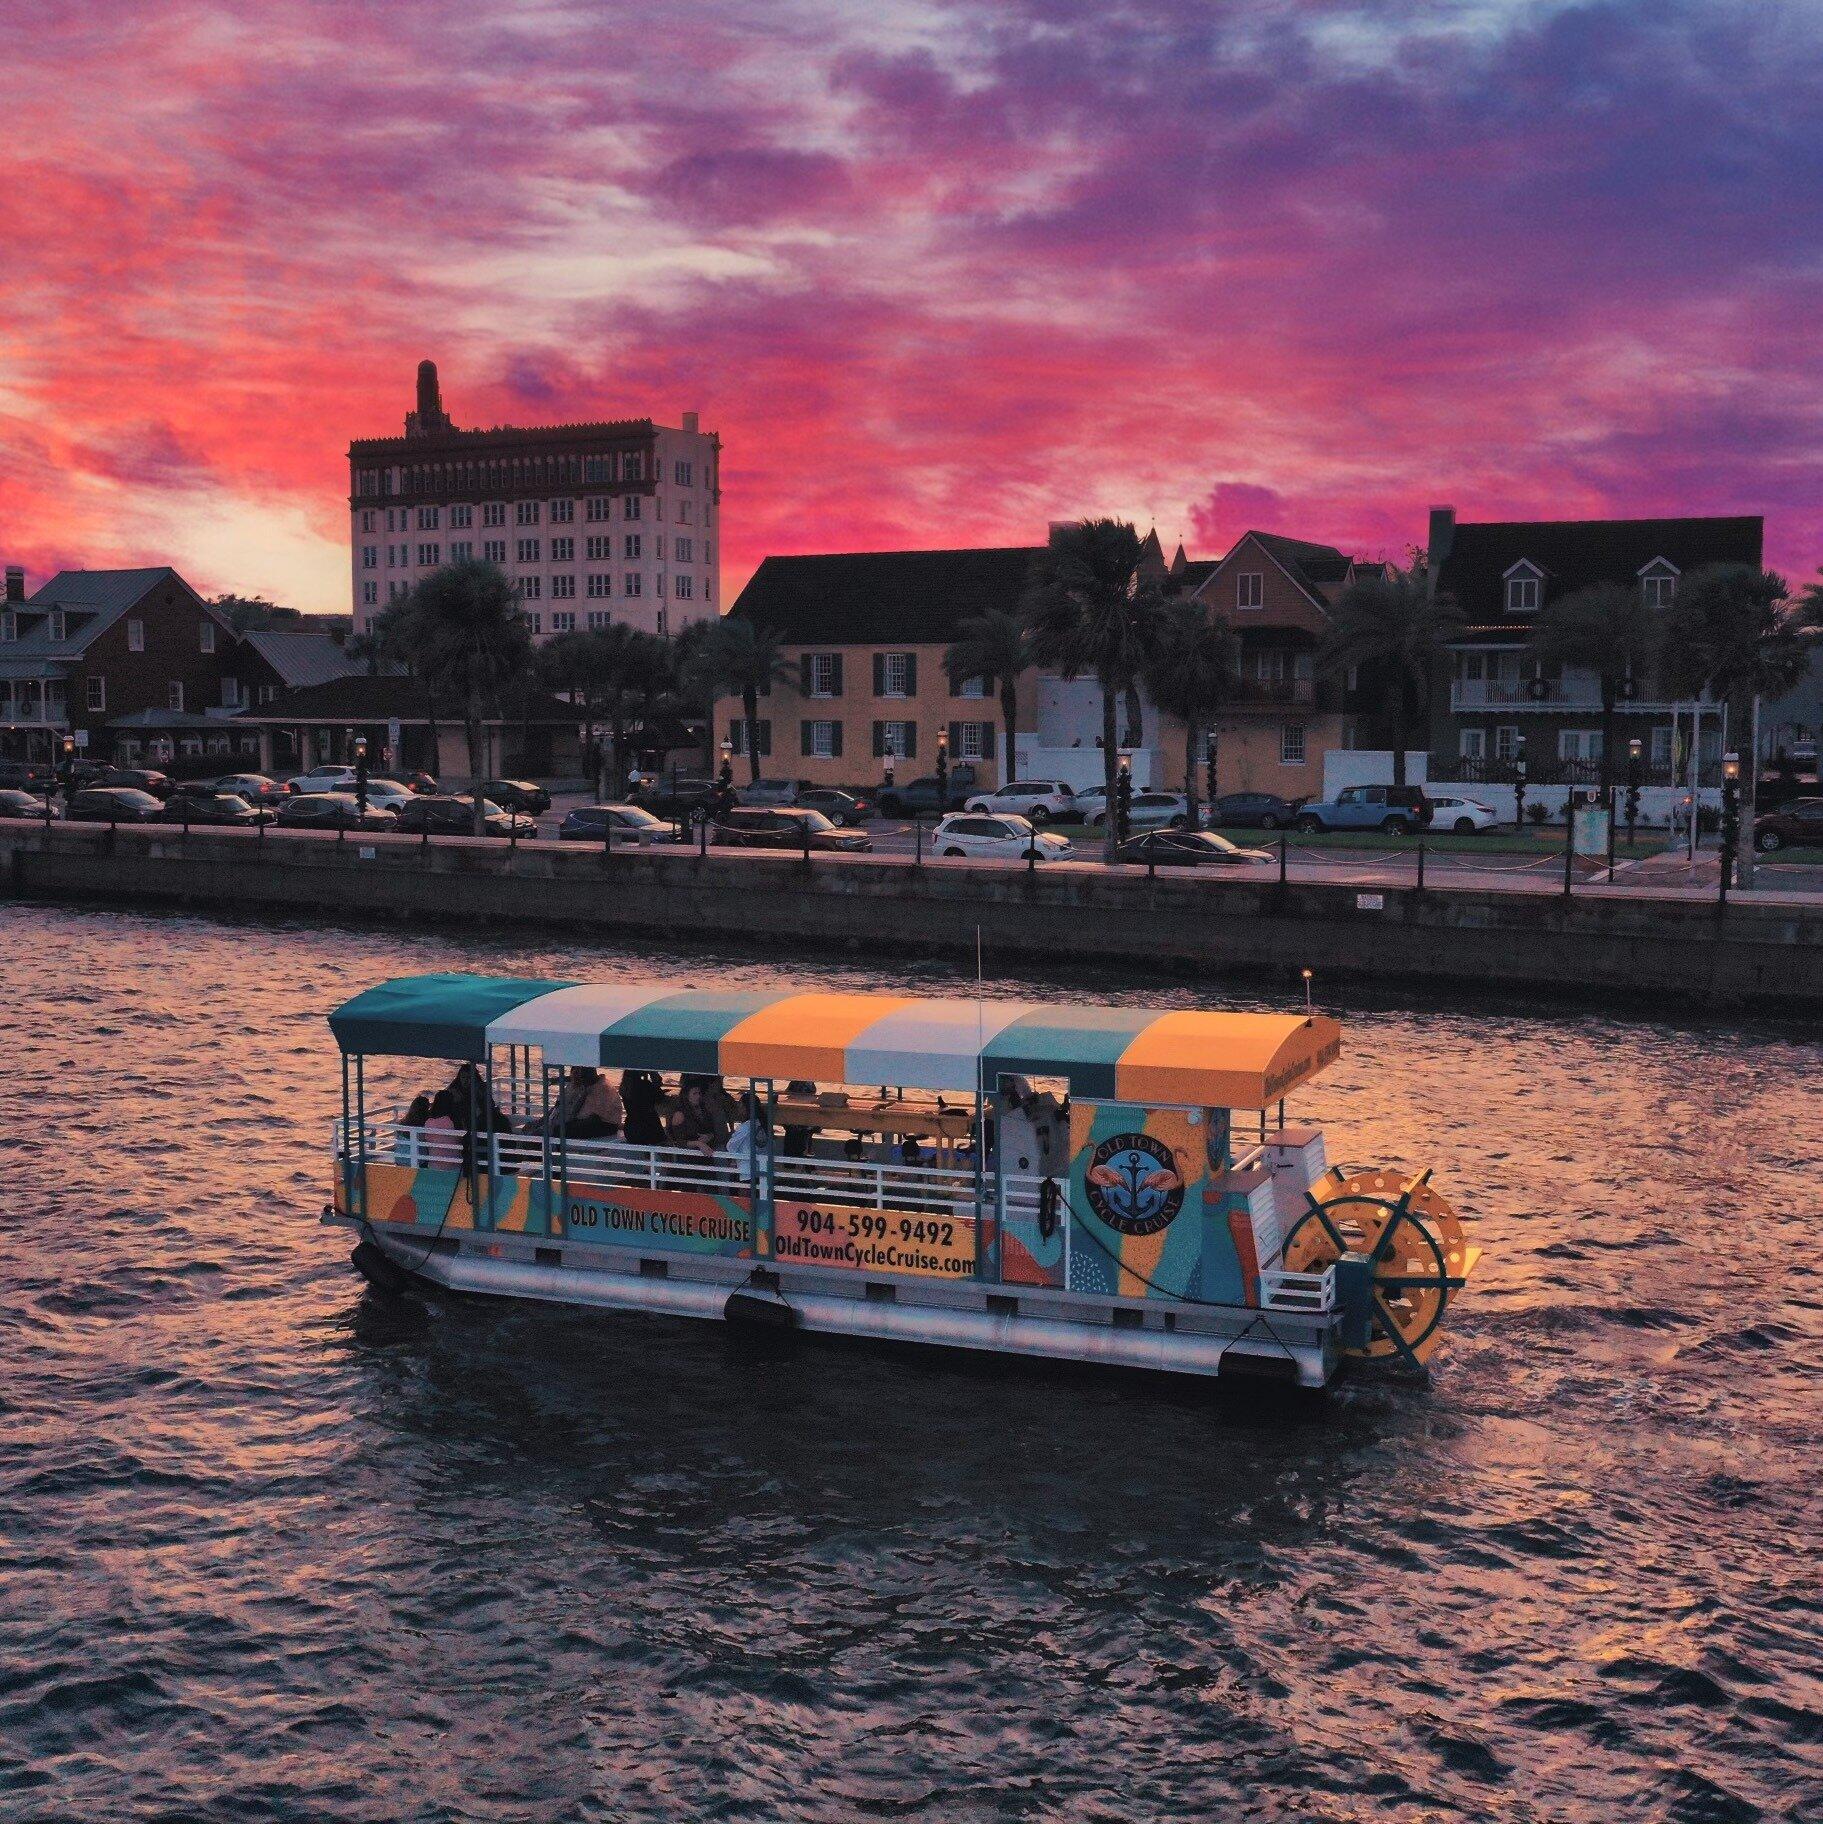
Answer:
[[1259, 1265, 1337, 1314]]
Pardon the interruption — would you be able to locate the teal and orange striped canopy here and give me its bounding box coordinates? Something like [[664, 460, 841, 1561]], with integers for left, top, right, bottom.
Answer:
[[330, 973, 1341, 1107]]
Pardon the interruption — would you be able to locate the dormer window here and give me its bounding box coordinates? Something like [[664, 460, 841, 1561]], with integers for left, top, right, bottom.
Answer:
[[1503, 562, 1542, 614], [1638, 559, 1679, 610], [0, 612, 13, 642]]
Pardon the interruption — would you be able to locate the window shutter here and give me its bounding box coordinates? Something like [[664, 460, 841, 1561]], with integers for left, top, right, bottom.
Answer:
[[830, 653, 844, 696], [981, 721, 996, 759], [830, 722, 844, 758], [799, 656, 812, 698], [801, 720, 814, 757], [949, 721, 962, 758], [904, 654, 917, 697], [873, 653, 885, 696], [759, 720, 771, 757], [904, 723, 917, 759], [872, 721, 885, 758]]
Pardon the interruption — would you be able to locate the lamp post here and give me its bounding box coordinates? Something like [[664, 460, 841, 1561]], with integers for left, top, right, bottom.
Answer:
[[1719, 751, 1741, 908], [717, 737, 734, 820], [1115, 750, 1133, 846], [935, 728, 949, 812], [1512, 738, 1528, 832], [1626, 737, 1642, 853], [353, 734, 369, 816]]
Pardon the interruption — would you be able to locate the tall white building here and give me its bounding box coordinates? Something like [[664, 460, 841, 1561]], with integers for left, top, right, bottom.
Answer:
[[347, 361, 721, 642]]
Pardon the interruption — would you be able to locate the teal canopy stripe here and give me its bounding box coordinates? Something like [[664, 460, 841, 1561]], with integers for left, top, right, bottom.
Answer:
[[330, 973, 577, 1060], [596, 988, 782, 1074], [980, 1005, 1156, 1100]]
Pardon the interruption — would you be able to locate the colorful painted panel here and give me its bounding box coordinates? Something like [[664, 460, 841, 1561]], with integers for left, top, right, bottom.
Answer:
[[558, 1181, 754, 1255], [770, 1201, 977, 1281], [339, 1160, 475, 1231], [1066, 1104, 1210, 1301]]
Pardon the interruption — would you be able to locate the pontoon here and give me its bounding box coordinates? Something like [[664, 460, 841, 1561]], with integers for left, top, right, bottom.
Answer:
[[326, 975, 1478, 1387]]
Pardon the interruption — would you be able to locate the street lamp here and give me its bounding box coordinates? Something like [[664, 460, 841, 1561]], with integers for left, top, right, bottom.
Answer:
[[935, 727, 950, 811], [1115, 750, 1133, 845], [1719, 751, 1741, 907], [717, 736, 734, 819], [1626, 737, 1642, 851], [1512, 737, 1528, 831], [353, 734, 369, 815]]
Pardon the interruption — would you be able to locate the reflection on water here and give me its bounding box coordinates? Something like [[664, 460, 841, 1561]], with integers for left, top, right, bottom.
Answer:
[[2, 905, 1818, 1823]]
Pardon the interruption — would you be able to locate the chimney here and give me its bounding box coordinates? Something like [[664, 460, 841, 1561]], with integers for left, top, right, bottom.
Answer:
[[1427, 505, 1456, 572], [406, 359, 453, 437], [681, 411, 699, 434], [4, 566, 23, 603]]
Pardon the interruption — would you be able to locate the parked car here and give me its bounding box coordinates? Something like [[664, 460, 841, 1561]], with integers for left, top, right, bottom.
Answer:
[[345, 777, 417, 811], [393, 795, 536, 839], [1085, 790, 1190, 830], [558, 803, 680, 845], [478, 778, 552, 815], [211, 772, 286, 807], [283, 764, 359, 794], [1426, 793, 1499, 833], [1753, 797, 1823, 851], [931, 813, 1072, 862], [1294, 784, 1434, 834], [402, 771, 439, 795], [66, 787, 168, 823], [798, 787, 873, 825], [710, 807, 872, 852], [1114, 829, 1273, 866], [963, 780, 1077, 823], [1209, 791, 1301, 830], [735, 778, 801, 807], [274, 792, 398, 832], [875, 765, 978, 817], [94, 767, 172, 799], [0, 760, 56, 792], [0, 787, 56, 818], [165, 786, 271, 825], [641, 775, 716, 823]]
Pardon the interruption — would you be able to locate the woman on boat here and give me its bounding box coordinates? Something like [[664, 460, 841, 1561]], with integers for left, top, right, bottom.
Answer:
[[620, 1070, 666, 1147], [550, 1067, 623, 1141]]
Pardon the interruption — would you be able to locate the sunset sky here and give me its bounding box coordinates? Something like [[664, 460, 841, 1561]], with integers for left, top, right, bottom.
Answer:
[[5, 0, 1821, 612]]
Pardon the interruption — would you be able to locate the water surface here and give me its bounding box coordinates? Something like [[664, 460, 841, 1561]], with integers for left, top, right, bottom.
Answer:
[[2, 906, 1818, 1822]]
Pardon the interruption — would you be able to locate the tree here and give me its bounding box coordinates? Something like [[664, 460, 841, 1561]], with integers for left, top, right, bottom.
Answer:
[[1527, 581, 1656, 806], [689, 616, 795, 783], [943, 607, 1029, 785], [212, 593, 302, 633], [1022, 519, 1172, 861], [1319, 566, 1465, 785], [1141, 601, 1240, 829], [400, 560, 533, 833], [1659, 565, 1805, 886], [538, 624, 673, 799]]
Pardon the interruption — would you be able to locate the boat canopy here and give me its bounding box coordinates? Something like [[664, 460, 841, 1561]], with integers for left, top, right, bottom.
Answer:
[[329, 974, 1342, 1108]]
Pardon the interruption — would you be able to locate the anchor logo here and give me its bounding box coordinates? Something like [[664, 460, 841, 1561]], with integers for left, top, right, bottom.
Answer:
[[1084, 1133, 1185, 1237]]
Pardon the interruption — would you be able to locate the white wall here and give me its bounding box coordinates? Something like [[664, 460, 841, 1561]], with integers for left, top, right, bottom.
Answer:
[[1320, 750, 1430, 797], [1014, 742, 1157, 792]]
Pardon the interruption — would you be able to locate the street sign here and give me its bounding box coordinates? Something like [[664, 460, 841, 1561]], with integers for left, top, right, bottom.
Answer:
[[1572, 805, 1609, 857], [72, 729, 90, 749]]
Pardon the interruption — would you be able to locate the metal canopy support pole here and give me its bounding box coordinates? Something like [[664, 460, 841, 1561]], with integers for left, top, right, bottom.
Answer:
[[339, 1052, 353, 1221], [541, 1059, 555, 1238], [355, 1053, 368, 1224], [754, 1079, 775, 1265]]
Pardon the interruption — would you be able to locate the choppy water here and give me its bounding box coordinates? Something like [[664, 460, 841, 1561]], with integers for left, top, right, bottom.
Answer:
[[2, 905, 1819, 1823]]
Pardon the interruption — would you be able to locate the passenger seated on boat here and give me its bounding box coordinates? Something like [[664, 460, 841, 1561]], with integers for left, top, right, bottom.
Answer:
[[443, 1062, 512, 1135], [669, 1078, 730, 1156], [418, 1089, 463, 1168], [394, 1093, 433, 1165], [553, 1066, 623, 1142], [781, 1080, 816, 1157], [842, 1135, 867, 1163], [619, 1070, 666, 1147]]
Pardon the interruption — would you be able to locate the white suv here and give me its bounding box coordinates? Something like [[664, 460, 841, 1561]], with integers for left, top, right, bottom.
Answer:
[[1085, 790, 1190, 829], [933, 813, 1072, 862], [284, 765, 359, 794], [962, 780, 1077, 823]]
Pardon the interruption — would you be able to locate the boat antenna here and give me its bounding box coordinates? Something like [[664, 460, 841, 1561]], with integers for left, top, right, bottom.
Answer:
[[1302, 967, 1314, 1014]]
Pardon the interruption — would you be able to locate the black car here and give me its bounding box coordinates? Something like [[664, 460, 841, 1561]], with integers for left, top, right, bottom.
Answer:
[[640, 775, 716, 823], [274, 793, 398, 832], [798, 788, 873, 825], [0, 760, 56, 792], [66, 787, 168, 823], [394, 795, 537, 839], [710, 807, 871, 851], [165, 787, 270, 826], [876, 769, 978, 817], [557, 803, 680, 844], [478, 778, 552, 815], [0, 787, 56, 818], [94, 767, 172, 799], [1753, 797, 1823, 852], [1209, 791, 1301, 830], [1115, 829, 1274, 867]]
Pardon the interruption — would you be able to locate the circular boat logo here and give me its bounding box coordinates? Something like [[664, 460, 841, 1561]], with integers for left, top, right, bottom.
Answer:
[[1084, 1133, 1185, 1236]]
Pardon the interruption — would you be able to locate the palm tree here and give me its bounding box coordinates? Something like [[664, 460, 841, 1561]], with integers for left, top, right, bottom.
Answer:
[[689, 616, 795, 783], [362, 590, 444, 772], [944, 608, 1029, 785], [403, 559, 533, 833], [1141, 601, 1240, 829], [1319, 566, 1465, 785], [1659, 565, 1805, 886], [1527, 581, 1656, 806], [540, 624, 674, 798], [1022, 519, 1172, 861]]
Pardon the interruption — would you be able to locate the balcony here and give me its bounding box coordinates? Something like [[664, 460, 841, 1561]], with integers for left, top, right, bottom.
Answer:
[[1450, 679, 1677, 714], [1231, 675, 1316, 709]]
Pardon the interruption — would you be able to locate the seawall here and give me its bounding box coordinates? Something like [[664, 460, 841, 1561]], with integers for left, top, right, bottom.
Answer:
[[4, 822, 1817, 1012]]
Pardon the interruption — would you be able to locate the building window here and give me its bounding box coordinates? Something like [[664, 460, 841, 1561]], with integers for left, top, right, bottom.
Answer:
[[1507, 573, 1540, 613], [656, 608, 667, 635], [87, 676, 106, 712], [418, 544, 440, 567], [729, 717, 771, 758], [807, 652, 840, 697], [199, 621, 215, 653], [451, 540, 472, 560], [551, 574, 576, 599], [674, 460, 693, 486], [128, 618, 145, 652], [549, 537, 573, 563], [0, 612, 12, 642], [1237, 573, 1264, 610], [802, 719, 842, 758], [221, 677, 241, 709], [550, 498, 574, 523], [388, 581, 406, 601], [551, 611, 576, 632], [169, 683, 185, 712], [1650, 726, 1673, 767], [624, 495, 642, 521], [517, 539, 539, 563], [362, 545, 377, 569], [1459, 728, 1486, 759], [873, 720, 916, 759], [587, 609, 610, 630], [417, 506, 438, 530], [483, 503, 506, 527], [1280, 723, 1306, 764], [624, 534, 642, 559], [954, 673, 988, 699], [49, 610, 66, 641], [655, 573, 666, 597], [586, 536, 612, 561], [450, 504, 472, 528], [625, 573, 642, 596], [956, 721, 991, 760], [877, 651, 915, 698], [360, 510, 376, 533], [363, 582, 378, 606], [523, 612, 542, 634], [516, 501, 540, 526], [1494, 725, 1519, 759], [676, 576, 693, 600], [586, 497, 610, 522], [674, 537, 693, 563], [521, 575, 543, 600], [1641, 568, 1677, 609], [586, 573, 610, 597], [479, 540, 504, 564], [678, 499, 694, 524], [584, 457, 609, 485], [1558, 728, 1601, 761]]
